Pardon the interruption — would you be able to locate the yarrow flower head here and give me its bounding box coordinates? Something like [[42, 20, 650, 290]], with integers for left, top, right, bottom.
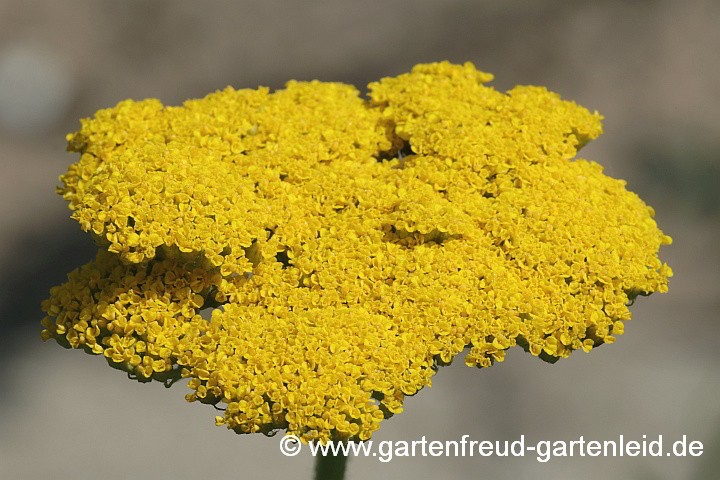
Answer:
[[42, 61, 672, 444]]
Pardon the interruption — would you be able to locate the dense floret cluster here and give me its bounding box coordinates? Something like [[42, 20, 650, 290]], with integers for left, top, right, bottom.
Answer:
[[42, 61, 671, 443]]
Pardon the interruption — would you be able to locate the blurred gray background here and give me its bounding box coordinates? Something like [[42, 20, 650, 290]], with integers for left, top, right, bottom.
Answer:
[[1, 1, 719, 479]]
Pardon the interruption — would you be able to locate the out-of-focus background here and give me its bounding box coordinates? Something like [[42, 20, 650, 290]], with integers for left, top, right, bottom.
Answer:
[[1, 1, 719, 478]]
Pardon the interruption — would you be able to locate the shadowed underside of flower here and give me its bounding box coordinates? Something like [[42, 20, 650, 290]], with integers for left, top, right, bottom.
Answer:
[[41, 61, 672, 443]]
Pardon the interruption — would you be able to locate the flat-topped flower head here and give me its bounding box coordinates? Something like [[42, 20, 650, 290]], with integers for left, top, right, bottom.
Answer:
[[42, 61, 672, 443]]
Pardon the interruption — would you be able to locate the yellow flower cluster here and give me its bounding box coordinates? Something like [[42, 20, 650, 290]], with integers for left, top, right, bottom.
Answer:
[[42, 61, 672, 443]]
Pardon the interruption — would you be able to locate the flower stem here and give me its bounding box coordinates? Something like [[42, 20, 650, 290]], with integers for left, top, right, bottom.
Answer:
[[314, 451, 348, 480]]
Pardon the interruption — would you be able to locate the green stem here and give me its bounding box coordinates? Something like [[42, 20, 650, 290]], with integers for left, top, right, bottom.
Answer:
[[314, 451, 348, 480]]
